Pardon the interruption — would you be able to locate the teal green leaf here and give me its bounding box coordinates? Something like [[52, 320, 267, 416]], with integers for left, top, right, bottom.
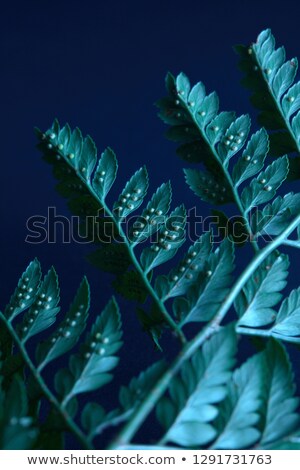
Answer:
[[252, 193, 300, 237], [176, 140, 212, 164], [140, 205, 186, 274], [156, 96, 186, 126], [78, 135, 97, 182], [81, 402, 106, 433], [156, 326, 236, 447], [165, 124, 198, 143], [112, 271, 149, 303], [282, 82, 300, 118], [92, 147, 118, 201], [36, 277, 90, 371], [58, 298, 122, 404], [18, 267, 60, 343], [241, 156, 289, 212], [211, 210, 248, 246], [218, 115, 251, 163], [259, 340, 299, 445], [0, 376, 37, 450], [272, 59, 298, 100], [113, 167, 149, 218], [232, 128, 269, 187], [269, 131, 297, 156], [56, 122, 71, 149], [120, 361, 166, 412], [136, 305, 165, 350], [130, 182, 172, 245], [292, 110, 300, 136], [175, 72, 191, 103], [188, 81, 206, 109], [264, 438, 300, 450], [155, 232, 212, 300], [4, 259, 41, 321], [195, 92, 219, 128], [86, 244, 131, 275], [184, 168, 233, 205], [66, 127, 83, 170], [272, 287, 300, 338], [236, 28, 300, 181], [211, 353, 263, 449], [180, 239, 235, 324], [235, 253, 289, 328]]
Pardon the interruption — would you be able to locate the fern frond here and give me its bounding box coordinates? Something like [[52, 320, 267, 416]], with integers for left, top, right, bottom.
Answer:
[[174, 239, 235, 325], [36, 121, 187, 344], [235, 252, 289, 327], [4, 258, 41, 322], [113, 166, 149, 218], [120, 361, 167, 413], [184, 168, 233, 205], [155, 232, 212, 301], [272, 287, 300, 339], [0, 375, 37, 449], [92, 147, 118, 201], [87, 244, 131, 275], [157, 72, 284, 252], [251, 192, 300, 237], [241, 156, 289, 214], [236, 29, 300, 176], [81, 403, 120, 440], [211, 353, 263, 449], [232, 128, 269, 187], [36, 277, 90, 371], [156, 326, 236, 447], [129, 182, 172, 245], [140, 205, 186, 274], [236, 256, 300, 343], [17, 267, 60, 343], [57, 298, 122, 406]]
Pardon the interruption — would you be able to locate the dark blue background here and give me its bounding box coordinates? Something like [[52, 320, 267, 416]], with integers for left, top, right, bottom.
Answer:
[[1, 0, 300, 448]]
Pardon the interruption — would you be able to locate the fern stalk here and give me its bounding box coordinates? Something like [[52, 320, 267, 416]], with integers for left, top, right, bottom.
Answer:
[[0, 311, 93, 450], [236, 326, 300, 344], [109, 212, 300, 448]]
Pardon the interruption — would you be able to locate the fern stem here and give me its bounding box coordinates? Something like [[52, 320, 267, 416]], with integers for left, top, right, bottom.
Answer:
[[0, 312, 93, 450], [282, 239, 300, 248], [181, 99, 260, 253], [236, 326, 271, 337], [108, 213, 300, 448]]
